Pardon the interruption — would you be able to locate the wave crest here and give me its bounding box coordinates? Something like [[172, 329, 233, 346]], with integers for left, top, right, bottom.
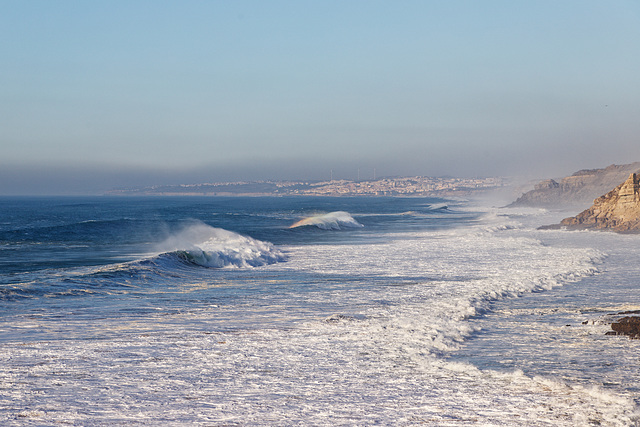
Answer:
[[159, 223, 286, 268], [289, 211, 363, 230]]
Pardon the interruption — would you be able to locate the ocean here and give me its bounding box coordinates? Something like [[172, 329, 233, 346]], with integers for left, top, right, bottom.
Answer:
[[0, 196, 638, 426]]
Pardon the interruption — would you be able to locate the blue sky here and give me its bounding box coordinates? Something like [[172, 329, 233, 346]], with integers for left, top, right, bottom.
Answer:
[[1, 1, 639, 194]]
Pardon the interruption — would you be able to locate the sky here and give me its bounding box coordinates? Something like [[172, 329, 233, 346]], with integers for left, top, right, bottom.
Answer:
[[1, 0, 639, 194]]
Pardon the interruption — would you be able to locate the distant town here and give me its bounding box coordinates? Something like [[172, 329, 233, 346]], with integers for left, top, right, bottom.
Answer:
[[107, 176, 506, 197]]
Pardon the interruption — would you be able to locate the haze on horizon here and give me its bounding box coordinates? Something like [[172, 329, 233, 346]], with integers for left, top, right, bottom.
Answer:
[[1, 1, 639, 195]]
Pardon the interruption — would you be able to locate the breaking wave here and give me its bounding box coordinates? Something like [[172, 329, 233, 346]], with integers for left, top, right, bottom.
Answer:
[[289, 211, 364, 230], [159, 222, 287, 268]]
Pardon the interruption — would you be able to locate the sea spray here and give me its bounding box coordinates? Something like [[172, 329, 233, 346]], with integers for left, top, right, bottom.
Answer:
[[289, 211, 363, 230], [158, 222, 286, 268]]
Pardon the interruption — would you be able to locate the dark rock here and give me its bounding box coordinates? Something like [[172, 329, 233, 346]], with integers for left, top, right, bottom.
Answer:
[[537, 223, 562, 231], [610, 316, 640, 338], [617, 310, 640, 315]]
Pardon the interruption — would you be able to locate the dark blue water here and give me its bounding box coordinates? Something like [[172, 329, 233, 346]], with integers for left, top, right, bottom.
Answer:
[[0, 196, 464, 275], [0, 196, 475, 339]]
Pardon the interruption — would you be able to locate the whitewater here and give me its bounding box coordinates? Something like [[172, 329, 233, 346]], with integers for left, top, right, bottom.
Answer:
[[0, 196, 638, 426]]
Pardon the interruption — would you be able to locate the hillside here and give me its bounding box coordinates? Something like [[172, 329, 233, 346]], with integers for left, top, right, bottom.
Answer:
[[509, 163, 640, 209], [554, 173, 640, 233]]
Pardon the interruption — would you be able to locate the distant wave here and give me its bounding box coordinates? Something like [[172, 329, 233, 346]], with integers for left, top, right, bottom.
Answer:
[[289, 211, 364, 230], [0, 223, 287, 301], [428, 203, 448, 211], [158, 222, 287, 268]]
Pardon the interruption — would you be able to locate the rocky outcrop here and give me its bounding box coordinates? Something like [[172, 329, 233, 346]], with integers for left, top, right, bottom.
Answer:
[[509, 163, 640, 208], [557, 173, 640, 233], [607, 316, 640, 339]]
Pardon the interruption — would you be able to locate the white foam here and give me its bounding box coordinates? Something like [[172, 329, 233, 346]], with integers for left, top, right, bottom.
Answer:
[[1, 205, 638, 425], [289, 211, 363, 230], [160, 222, 286, 268]]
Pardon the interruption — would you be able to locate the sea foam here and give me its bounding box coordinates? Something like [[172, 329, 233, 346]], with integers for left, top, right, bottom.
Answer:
[[289, 211, 363, 230], [159, 222, 286, 268]]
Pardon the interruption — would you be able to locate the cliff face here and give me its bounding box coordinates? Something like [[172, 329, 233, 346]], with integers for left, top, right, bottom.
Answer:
[[509, 163, 640, 208], [559, 173, 640, 233]]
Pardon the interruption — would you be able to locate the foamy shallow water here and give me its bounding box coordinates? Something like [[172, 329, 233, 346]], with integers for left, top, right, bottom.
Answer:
[[0, 198, 639, 425]]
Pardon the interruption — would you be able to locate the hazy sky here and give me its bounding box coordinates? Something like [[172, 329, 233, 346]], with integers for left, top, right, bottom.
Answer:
[[2, 1, 639, 194]]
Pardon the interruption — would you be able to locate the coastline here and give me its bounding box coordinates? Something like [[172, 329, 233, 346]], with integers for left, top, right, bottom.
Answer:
[[104, 176, 507, 198]]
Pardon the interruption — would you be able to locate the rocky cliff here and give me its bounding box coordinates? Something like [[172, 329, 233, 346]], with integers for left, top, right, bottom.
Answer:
[[509, 163, 640, 208], [553, 173, 640, 232]]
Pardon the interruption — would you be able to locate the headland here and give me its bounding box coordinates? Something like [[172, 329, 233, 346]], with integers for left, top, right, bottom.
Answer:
[[509, 162, 640, 209], [542, 172, 640, 233]]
